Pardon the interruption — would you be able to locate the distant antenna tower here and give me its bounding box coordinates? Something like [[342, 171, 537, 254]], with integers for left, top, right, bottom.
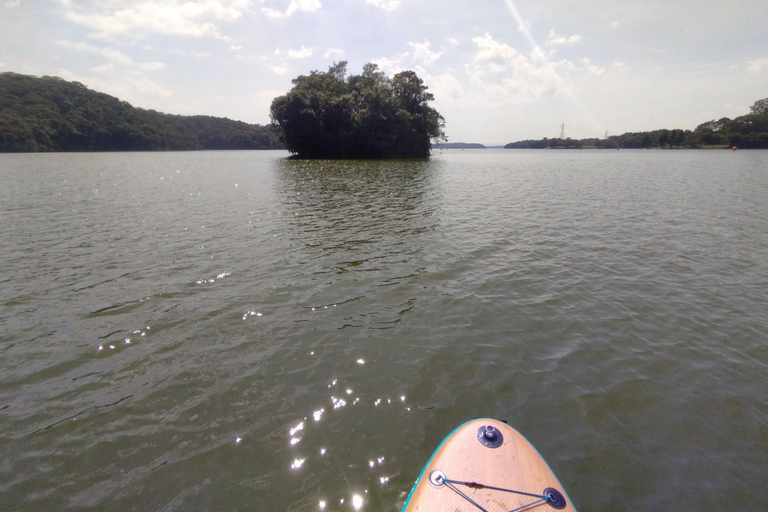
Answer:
[[605, 130, 608, 139], [559, 123, 565, 139]]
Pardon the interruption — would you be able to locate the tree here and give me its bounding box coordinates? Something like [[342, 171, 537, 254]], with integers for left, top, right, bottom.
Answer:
[[270, 62, 446, 159], [658, 129, 670, 148], [391, 70, 433, 114], [683, 131, 701, 148], [670, 129, 685, 148], [700, 132, 725, 146], [750, 98, 768, 116]]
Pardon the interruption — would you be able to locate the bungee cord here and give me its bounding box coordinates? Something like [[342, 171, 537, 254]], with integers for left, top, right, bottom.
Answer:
[[430, 470, 566, 512]]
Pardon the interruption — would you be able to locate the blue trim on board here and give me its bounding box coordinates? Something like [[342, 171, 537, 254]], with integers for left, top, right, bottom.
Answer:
[[400, 418, 476, 510]]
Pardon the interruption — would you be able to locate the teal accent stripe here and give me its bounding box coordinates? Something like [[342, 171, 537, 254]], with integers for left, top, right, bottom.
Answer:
[[400, 418, 477, 511]]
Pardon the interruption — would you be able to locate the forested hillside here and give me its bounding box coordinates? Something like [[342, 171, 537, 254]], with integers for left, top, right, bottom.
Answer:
[[0, 72, 282, 152]]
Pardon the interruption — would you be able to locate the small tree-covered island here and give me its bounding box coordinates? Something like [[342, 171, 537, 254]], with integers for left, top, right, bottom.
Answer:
[[270, 62, 446, 159]]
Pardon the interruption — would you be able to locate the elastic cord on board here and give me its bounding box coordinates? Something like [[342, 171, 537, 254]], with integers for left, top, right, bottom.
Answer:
[[433, 471, 566, 512]]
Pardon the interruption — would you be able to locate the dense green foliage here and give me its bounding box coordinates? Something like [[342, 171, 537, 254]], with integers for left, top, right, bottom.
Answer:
[[751, 98, 768, 116], [505, 138, 587, 149], [270, 62, 446, 159], [433, 142, 486, 149], [505, 97, 768, 149], [0, 72, 282, 152]]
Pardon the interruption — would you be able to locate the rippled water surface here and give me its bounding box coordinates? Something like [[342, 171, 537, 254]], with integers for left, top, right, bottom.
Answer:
[[1, 149, 767, 512]]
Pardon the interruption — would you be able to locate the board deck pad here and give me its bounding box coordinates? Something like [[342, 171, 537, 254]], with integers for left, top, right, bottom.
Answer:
[[402, 418, 577, 512]]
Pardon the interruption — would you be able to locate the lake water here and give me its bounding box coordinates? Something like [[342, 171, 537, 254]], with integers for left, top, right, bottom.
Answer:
[[1, 149, 767, 512]]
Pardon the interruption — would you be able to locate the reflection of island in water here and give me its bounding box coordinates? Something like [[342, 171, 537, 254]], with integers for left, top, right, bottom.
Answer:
[[271, 158, 445, 329]]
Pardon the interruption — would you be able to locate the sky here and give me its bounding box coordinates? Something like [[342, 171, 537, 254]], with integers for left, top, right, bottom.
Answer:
[[1, 0, 767, 145]]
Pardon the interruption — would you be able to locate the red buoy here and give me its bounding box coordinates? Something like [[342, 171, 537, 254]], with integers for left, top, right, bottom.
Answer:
[[732, 146, 738, 151]]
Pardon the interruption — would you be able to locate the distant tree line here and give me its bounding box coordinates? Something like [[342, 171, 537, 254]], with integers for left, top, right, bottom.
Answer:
[[432, 142, 486, 149], [505, 98, 768, 149], [505, 138, 588, 149], [0, 72, 283, 152], [270, 62, 446, 158]]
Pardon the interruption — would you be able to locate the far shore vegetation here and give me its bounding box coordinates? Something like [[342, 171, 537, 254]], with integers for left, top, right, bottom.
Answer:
[[502, 98, 768, 150], [1, 69, 766, 153], [0, 72, 282, 152]]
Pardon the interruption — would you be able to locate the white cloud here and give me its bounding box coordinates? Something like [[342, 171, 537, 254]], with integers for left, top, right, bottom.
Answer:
[[324, 47, 344, 59], [254, 88, 286, 109], [427, 73, 464, 102], [229, 45, 243, 50], [365, 0, 401, 11], [465, 32, 607, 106], [581, 58, 604, 76], [273, 45, 313, 59], [472, 33, 518, 62], [169, 48, 212, 59], [57, 40, 133, 64], [612, 60, 630, 72], [62, 0, 251, 39], [747, 57, 768, 74], [57, 40, 166, 76], [4, 0, 21, 7], [530, 46, 553, 63], [56, 68, 173, 104], [287, 0, 321, 15], [547, 29, 581, 45], [262, 0, 321, 19], [488, 62, 506, 74], [261, 7, 282, 18], [270, 65, 288, 74], [121, 75, 174, 98], [371, 57, 402, 76], [91, 63, 116, 73], [400, 66, 464, 105], [287, 46, 313, 59], [407, 40, 442, 66], [139, 61, 166, 70]]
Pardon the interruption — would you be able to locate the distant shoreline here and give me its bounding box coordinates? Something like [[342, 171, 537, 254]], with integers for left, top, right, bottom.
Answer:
[[431, 144, 740, 150]]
